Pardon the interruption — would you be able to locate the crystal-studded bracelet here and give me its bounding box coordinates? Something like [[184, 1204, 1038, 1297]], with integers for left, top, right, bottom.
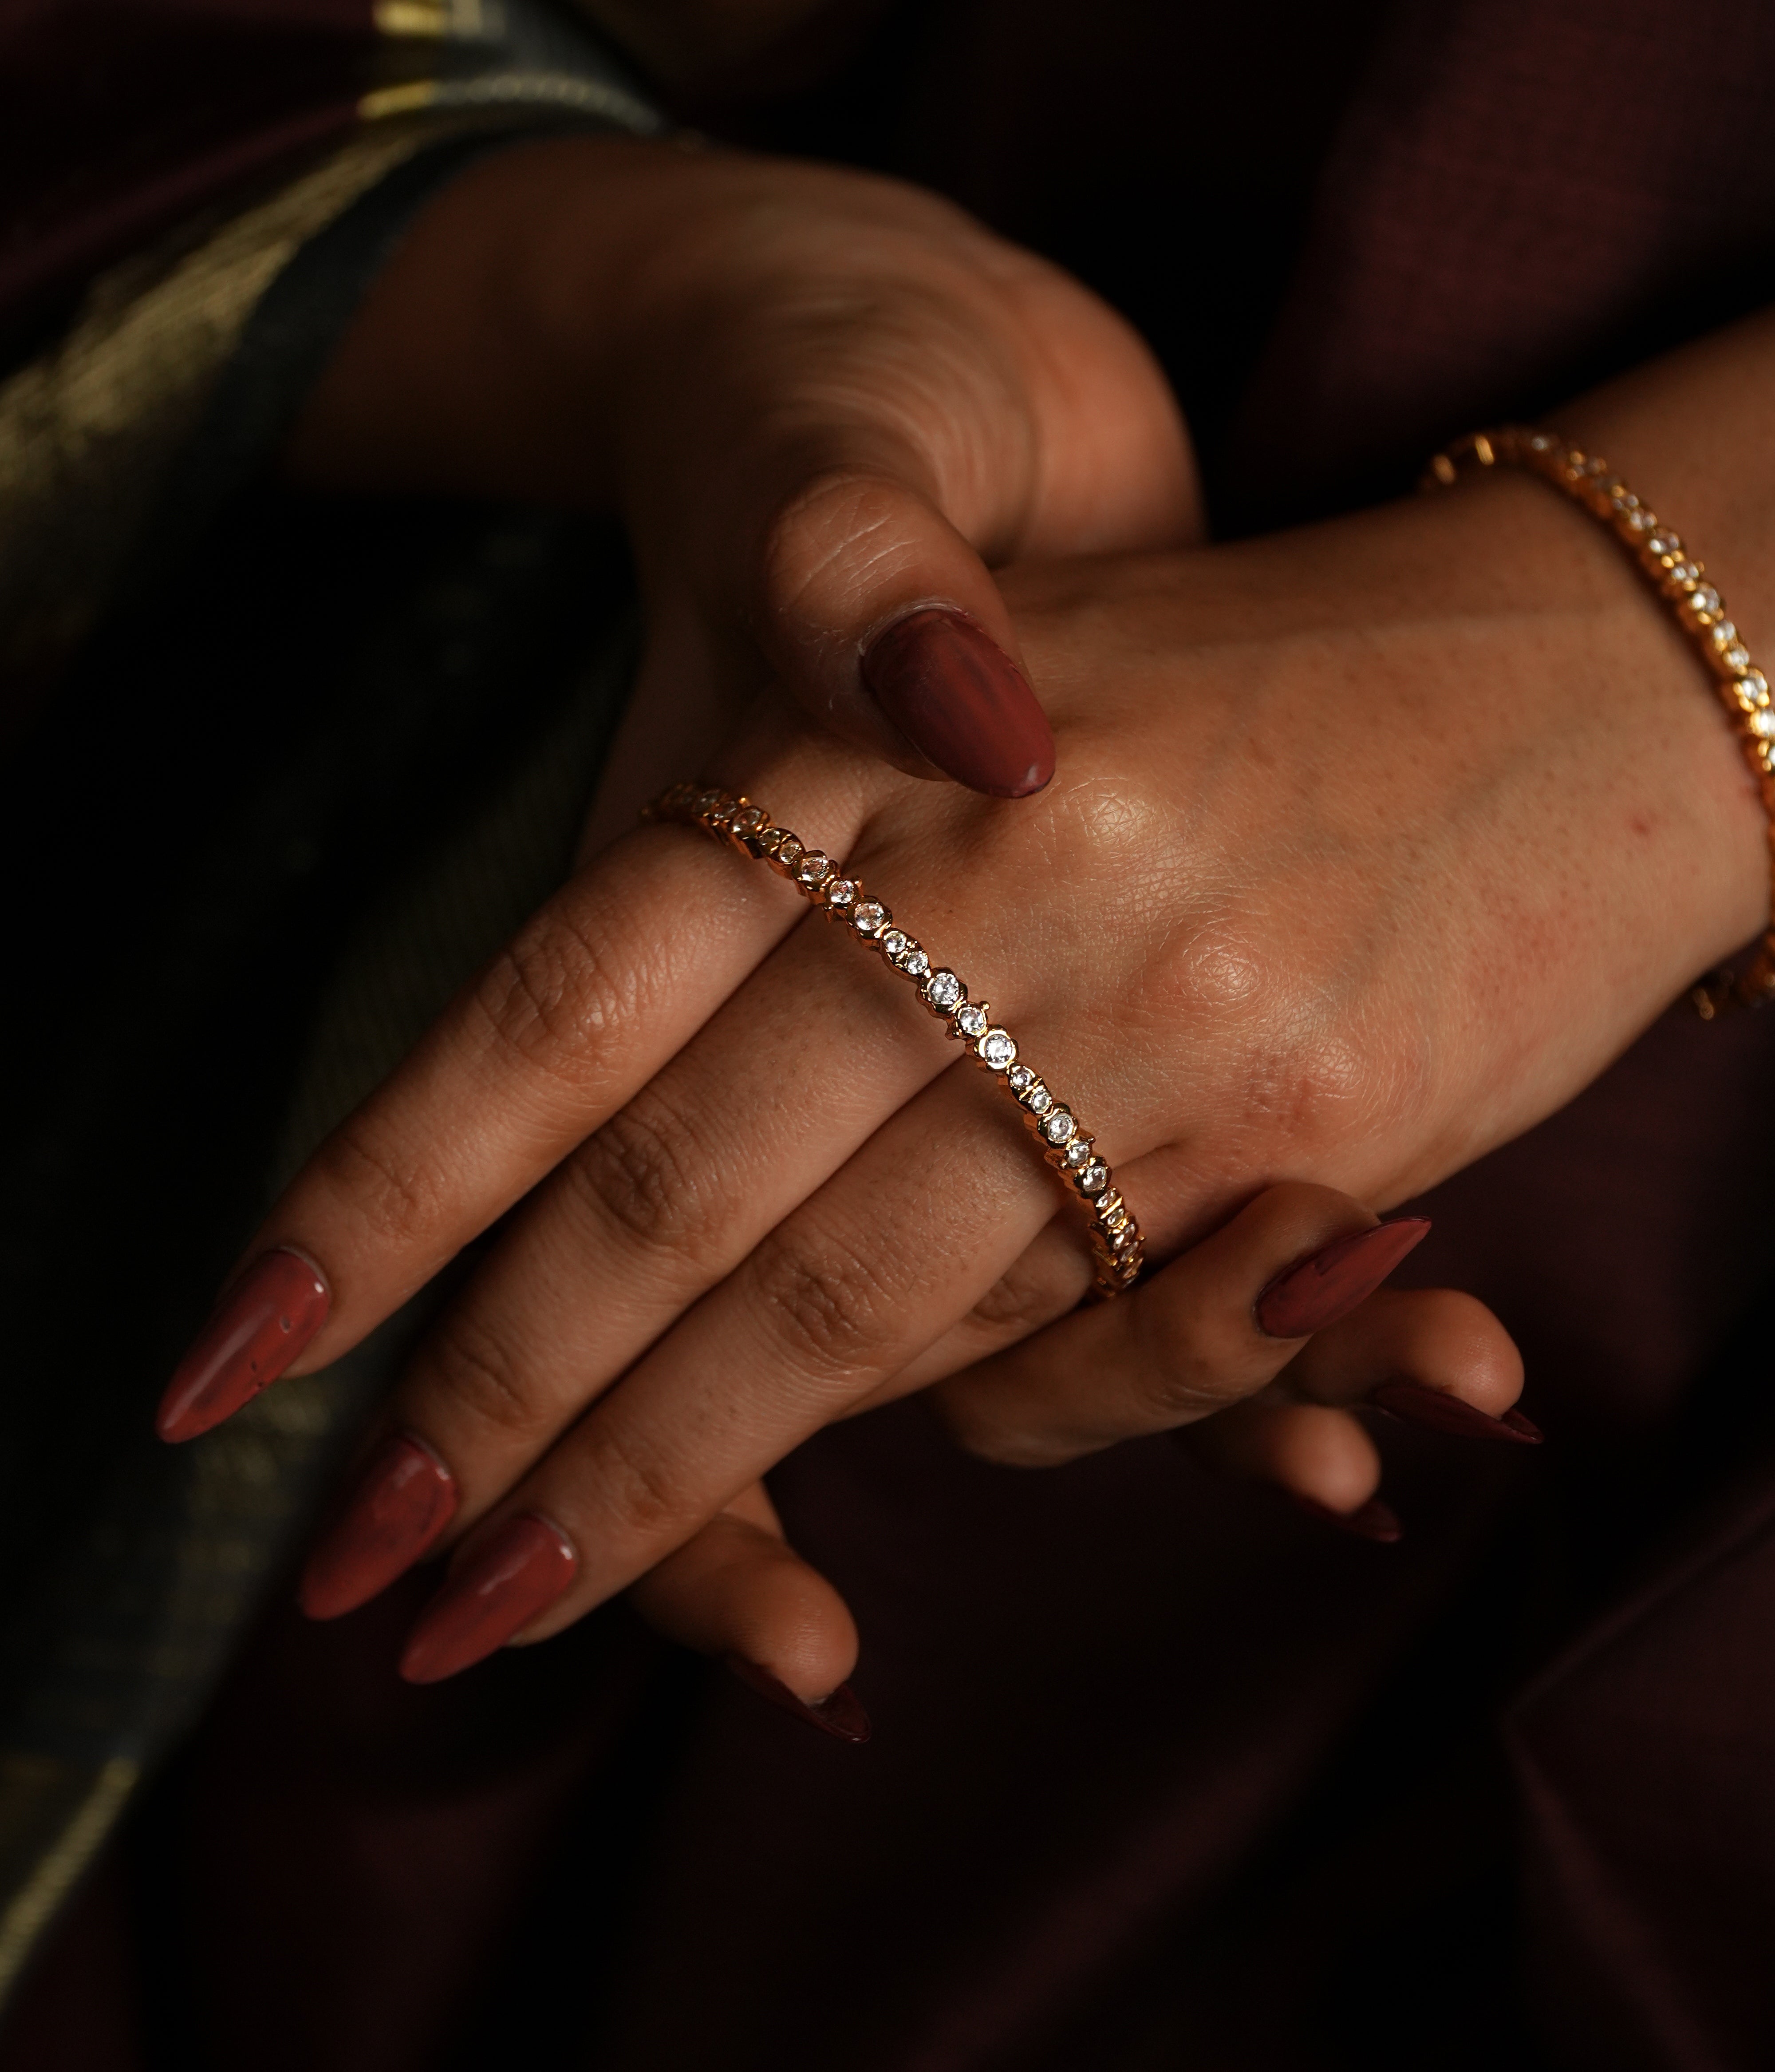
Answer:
[[1425, 424, 1775, 1016], [643, 782, 1144, 1299]]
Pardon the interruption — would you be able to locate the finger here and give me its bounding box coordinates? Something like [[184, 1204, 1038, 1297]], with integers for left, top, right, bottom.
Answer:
[[930, 1185, 1423, 1467], [393, 1058, 1067, 1682], [1187, 1397, 1386, 1517], [625, 1480, 868, 1738], [1281, 1284, 1531, 1430], [156, 737, 877, 1443]]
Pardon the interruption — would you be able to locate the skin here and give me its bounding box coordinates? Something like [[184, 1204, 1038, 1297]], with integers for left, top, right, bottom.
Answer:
[[262, 135, 1775, 1699]]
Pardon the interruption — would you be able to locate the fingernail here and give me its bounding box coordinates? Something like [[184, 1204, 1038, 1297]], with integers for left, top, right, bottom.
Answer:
[[1290, 1493, 1403, 1543], [1256, 1218, 1431, 1338], [156, 1247, 330, 1442], [1370, 1379, 1545, 1446], [860, 607, 1055, 798], [398, 1514, 576, 1684], [725, 1655, 872, 1744], [299, 1434, 458, 1621]]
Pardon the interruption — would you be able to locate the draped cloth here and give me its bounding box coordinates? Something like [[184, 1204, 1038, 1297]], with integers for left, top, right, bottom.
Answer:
[[5, 3, 1775, 2068]]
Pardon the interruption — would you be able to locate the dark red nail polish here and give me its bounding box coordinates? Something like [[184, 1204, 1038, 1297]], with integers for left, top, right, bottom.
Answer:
[[725, 1655, 872, 1744], [1256, 1218, 1431, 1338], [398, 1514, 576, 1684], [157, 1248, 329, 1443], [1370, 1379, 1544, 1446], [860, 608, 1055, 798], [1290, 1493, 1403, 1543], [299, 1434, 458, 1621]]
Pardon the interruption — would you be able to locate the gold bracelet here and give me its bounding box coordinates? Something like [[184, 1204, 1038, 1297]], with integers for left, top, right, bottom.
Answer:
[[1424, 424, 1775, 1017], [643, 782, 1145, 1299]]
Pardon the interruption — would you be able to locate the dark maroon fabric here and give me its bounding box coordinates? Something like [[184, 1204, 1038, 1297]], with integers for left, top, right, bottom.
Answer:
[[8, 2, 1775, 2068], [0, 0, 373, 340]]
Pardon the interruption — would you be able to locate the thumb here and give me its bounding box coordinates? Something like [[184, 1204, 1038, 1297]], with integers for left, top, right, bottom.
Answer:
[[751, 465, 1056, 799]]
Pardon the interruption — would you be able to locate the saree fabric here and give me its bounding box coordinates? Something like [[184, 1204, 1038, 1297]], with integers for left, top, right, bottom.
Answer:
[[6, 2, 1775, 2068]]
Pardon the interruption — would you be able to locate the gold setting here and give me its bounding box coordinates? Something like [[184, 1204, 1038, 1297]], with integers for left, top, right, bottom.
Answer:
[[1426, 424, 1775, 1016], [643, 783, 1144, 1299]]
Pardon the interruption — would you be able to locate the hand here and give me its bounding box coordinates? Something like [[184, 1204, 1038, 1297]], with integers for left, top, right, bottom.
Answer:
[[284, 132, 1199, 811], [193, 311, 1775, 1700]]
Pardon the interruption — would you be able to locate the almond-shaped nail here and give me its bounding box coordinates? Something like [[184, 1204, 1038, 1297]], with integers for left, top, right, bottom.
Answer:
[[1290, 1493, 1403, 1543], [1256, 1218, 1431, 1338], [1370, 1380, 1544, 1446], [725, 1655, 872, 1744], [860, 607, 1055, 798], [156, 1247, 329, 1442], [398, 1514, 576, 1684], [299, 1434, 458, 1621]]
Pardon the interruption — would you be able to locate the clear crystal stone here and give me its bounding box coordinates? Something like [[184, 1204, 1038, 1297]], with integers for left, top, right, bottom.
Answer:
[[956, 1003, 988, 1037], [732, 804, 765, 834], [1751, 711, 1775, 741], [1625, 508, 1653, 531], [1065, 1138, 1091, 1168], [1725, 644, 1752, 672], [852, 900, 888, 936], [978, 1028, 1017, 1070], [1582, 455, 1608, 475], [880, 928, 907, 959], [904, 949, 931, 978], [1689, 585, 1724, 615], [1649, 533, 1681, 558], [826, 879, 858, 908], [1094, 1190, 1123, 1221], [776, 836, 804, 870], [797, 850, 836, 886], [1113, 1224, 1138, 1250], [694, 788, 723, 815], [1713, 621, 1739, 647], [926, 970, 962, 1011], [1669, 561, 1699, 585], [1528, 433, 1553, 451], [1006, 1063, 1033, 1092], [1744, 668, 1770, 699], [1042, 1109, 1075, 1144], [1080, 1163, 1109, 1193], [1026, 1085, 1052, 1115]]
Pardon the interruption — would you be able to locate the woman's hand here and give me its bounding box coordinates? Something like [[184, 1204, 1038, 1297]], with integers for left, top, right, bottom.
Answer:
[[284, 133, 1198, 807], [199, 307, 1775, 1696]]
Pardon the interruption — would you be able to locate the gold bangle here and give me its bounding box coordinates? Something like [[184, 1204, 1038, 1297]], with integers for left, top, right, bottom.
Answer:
[[1424, 424, 1775, 1017], [642, 782, 1145, 1300]]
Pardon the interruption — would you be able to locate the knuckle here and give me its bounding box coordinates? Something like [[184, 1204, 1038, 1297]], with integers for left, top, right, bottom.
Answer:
[[418, 1307, 555, 1444], [309, 1116, 453, 1254], [472, 905, 635, 1083], [566, 1086, 727, 1274], [572, 1420, 686, 1548], [747, 1214, 900, 1386]]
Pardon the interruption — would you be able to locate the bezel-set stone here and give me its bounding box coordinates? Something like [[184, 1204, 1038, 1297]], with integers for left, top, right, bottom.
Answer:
[[649, 779, 1143, 1301], [977, 1028, 1017, 1071]]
